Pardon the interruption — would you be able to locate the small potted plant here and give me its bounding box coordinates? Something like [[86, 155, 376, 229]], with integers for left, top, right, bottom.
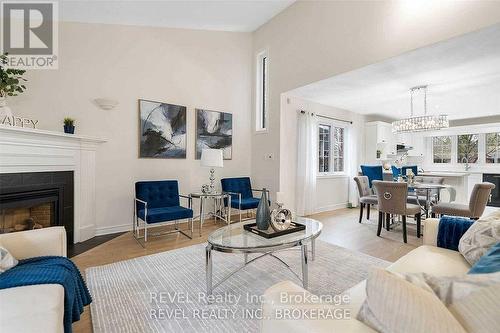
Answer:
[[63, 117, 75, 134]]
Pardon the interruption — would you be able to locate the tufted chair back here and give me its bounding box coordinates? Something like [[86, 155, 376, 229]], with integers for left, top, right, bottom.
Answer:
[[469, 182, 496, 218], [414, 176, 444, 197], [373, 180, 408, 215], [354, 176, 371, 197], [360, 165, 383, 188], [135, 180, 180, 209], [221, 177, 253, 199]]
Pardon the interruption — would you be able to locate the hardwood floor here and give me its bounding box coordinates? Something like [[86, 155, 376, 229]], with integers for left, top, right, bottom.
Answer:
[[72, 207, 422, 332]]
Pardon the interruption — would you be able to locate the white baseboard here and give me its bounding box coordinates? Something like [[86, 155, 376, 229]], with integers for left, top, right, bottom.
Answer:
[[95, 223, 132, 236], [314, 202, 348, 214]]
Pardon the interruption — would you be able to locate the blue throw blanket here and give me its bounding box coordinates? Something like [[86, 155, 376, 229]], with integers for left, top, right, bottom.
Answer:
[[0, 256, 91, 333], [437, 216, 474, 251]]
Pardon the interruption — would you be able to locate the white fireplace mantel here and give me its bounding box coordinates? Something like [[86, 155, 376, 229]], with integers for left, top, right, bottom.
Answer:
[[0, 125, 107, 243]]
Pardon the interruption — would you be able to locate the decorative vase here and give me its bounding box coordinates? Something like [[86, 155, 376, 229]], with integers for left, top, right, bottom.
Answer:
[[64, 125, 75, 134], [256, 188, 271, 230], [0, 96, 13, 120]]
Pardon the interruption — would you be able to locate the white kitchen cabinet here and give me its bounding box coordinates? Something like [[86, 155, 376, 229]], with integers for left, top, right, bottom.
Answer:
[[365, 121, 396, 163]]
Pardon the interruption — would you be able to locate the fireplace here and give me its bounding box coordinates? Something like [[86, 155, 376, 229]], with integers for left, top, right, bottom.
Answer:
[[483, 174, 500, 207], [0, 171, 74, 244]]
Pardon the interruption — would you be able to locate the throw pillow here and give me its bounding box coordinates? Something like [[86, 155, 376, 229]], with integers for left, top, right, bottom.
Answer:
[[448, 283, 500, 333], [469, 242, 500, 274], [356, 268, 467, 333], [0, 246, 18, 273], [458, 218, 500, 265], [394, 271, 500, 333]]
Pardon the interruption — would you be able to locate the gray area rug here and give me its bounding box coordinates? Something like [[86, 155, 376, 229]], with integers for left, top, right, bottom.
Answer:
[[86, 240, 390, 333]]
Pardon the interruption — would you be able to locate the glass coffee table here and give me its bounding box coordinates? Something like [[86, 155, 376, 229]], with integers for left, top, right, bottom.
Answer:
[[205, 217, 322, 295]]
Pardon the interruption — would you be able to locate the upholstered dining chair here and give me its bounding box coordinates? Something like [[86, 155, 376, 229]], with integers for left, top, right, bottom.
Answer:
[[353, 176, 378, 223], [221, 177, 268, 222], [373, 180, 422, 243], [409, 176, 445, 217], [391, 165, 418, 179], [432, 182, 495, 219], [134, 180, 193, 247], [360, 165, 383, 188]]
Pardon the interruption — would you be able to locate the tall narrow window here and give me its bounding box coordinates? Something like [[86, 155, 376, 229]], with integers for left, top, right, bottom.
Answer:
[[256, 51, 268, 131], [318, 124, 331, 173], [432, 136, 451, 163], [457, 134, 478, 163], [486, 132, 500, 163], [318, 123, 345, 174]]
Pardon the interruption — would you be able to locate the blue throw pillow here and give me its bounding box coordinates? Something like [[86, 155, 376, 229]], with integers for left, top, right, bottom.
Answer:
[[469, 242, 500, 274]]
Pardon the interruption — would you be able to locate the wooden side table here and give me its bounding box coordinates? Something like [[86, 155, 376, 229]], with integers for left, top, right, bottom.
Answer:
[[190, 192, 231, 236]]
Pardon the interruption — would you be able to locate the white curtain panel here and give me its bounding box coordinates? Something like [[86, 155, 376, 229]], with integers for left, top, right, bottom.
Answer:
[[347, 121, 361, 207], [295, 111, 318, 216]]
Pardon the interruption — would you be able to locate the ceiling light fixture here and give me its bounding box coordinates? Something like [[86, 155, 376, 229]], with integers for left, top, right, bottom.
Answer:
[[392, 85, 448, 134]]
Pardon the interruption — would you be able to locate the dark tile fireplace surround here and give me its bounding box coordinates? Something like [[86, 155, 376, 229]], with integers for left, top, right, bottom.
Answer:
[[0, 171, 74, 245]]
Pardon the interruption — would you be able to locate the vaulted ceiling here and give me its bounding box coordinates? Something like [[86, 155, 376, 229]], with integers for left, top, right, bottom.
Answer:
[[60, 0, 295, 32], [290, 24, 500, 121]]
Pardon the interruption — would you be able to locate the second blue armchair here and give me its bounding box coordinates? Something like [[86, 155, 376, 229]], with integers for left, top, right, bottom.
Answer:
[[221, 177, 268, 222]]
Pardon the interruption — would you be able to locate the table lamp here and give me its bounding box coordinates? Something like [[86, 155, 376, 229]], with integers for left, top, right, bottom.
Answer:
[[201, 149, 223, 193]]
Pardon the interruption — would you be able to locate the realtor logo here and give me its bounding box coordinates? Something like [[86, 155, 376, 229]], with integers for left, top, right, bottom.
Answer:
[[1, 1, 58, 69]]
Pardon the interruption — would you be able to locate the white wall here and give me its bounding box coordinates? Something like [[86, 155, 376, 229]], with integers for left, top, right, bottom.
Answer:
[[8, 22, 253, 235], [251, 0, 500, 200], [280, 95, 365, 214]]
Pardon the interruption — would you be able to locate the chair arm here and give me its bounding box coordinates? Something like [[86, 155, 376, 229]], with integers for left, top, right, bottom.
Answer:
[[135, 197, 147, 207], [179, 194, 192, 209], [423, 218, 440, 246], [222, 191, 242, 199], [0, 226, 67, 259]]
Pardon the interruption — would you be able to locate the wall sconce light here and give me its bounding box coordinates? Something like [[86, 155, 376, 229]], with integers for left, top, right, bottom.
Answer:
[[94, 98, 119, 110]]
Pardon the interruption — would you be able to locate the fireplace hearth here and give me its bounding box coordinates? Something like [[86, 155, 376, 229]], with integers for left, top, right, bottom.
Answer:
[[0, 171, 74, 244]]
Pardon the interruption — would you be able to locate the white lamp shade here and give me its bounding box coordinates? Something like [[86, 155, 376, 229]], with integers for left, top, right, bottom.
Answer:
[[201, 149, 223, 168]]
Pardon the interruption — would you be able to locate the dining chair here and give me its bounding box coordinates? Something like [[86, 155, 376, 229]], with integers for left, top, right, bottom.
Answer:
[[432, 182, 495, 219], [391, 165, 418, 179], [353, 176, 378, 223], [373, 180, 422, 243], [360, 165, 383, 188], [409, 176, 445, 217]]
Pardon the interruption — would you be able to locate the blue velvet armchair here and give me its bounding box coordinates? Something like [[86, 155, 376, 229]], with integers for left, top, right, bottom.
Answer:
[[134, 180, 193, 246], [221, 177, 268, 222]]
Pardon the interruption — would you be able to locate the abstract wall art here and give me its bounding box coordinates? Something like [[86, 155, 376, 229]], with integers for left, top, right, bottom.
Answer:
[[195, 109, 232, 159], [139, 99, 187, 158]]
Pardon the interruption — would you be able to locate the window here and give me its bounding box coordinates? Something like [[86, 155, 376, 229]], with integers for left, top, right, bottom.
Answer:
[[318, 125, 331, 173], [457, 134, 478, 163], [318, 123, 345, 173], [256, 51, 268, 131], [432, 136, 451, 163], [486, 132, 500, 163]]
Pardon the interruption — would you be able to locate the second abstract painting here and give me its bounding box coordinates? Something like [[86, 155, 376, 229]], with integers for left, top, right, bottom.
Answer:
[[195, 109, 232, 159]]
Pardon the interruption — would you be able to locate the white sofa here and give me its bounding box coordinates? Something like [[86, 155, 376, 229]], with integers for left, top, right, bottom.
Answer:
[[0, 227, 67, 333], [261, 218, 471, 333]]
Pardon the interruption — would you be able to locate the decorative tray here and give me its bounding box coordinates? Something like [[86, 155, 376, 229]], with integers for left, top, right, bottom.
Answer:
[[243, 221, 306, 239]]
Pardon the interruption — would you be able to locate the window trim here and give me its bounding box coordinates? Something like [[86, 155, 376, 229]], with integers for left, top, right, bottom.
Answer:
[[317, 119, 347, 176], [485, 132, 500, 164], [255, 50, 268, 132], [431, 135, 452, 164]]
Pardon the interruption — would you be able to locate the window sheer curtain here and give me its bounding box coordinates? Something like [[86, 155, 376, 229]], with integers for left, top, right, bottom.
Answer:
[[296, 111, 317, 216], [347, 121, 361, 207]]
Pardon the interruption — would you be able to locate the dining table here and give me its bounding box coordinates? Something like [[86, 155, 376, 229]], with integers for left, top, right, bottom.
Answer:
[[406, 182, 448, 218]]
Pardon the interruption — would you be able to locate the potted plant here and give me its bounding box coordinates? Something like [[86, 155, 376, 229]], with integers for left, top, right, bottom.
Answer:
[[0, 53, 27, 118], [63, 117, 75, 134]]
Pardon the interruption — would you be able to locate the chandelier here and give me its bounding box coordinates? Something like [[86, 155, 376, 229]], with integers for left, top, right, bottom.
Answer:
[[392, 85, 449, 134]]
